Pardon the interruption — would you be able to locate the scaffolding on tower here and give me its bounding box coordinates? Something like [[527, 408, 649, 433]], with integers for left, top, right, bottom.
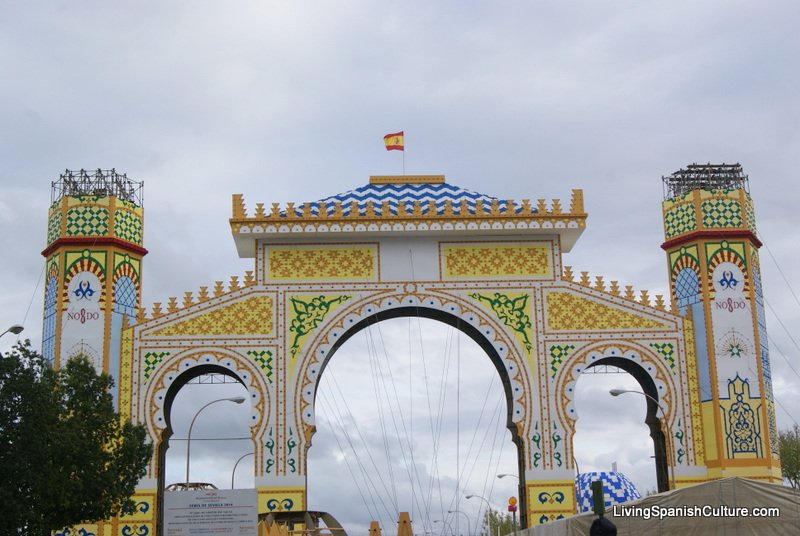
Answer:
[[51, 168, 143, 205], [662, 163, 749, 199]]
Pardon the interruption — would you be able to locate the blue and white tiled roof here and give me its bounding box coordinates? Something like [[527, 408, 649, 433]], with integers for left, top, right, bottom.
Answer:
[[295, 182, 530, 217], [575, 471, 642, 513]]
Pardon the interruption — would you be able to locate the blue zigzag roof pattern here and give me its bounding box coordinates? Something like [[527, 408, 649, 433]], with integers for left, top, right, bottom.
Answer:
[[575, 471, 641, 513], [293, 182, 531, 217]]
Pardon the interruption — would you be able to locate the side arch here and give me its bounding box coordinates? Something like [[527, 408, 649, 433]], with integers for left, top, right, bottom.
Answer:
[[143, 351, 271, 536], [555, 341, 685, 492], [141, 348, 273, 484]]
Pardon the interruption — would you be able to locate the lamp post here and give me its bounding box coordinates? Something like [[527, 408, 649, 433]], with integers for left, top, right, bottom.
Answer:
[[609, 388, 676, 490], [448, 510, 472, 536], [185, 396, 246, 485], [465, 495, 491, 536], [231, 451, 254, 489], [0, 324, 24, 338], [497, 473, 521, 532]]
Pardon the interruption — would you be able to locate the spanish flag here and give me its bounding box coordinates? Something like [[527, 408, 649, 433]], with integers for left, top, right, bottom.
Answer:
[[384, 131, 404, 151]]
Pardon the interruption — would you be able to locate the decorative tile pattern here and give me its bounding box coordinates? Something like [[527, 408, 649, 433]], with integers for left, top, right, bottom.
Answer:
[[62, 252, 106, 304], [705, 241, 748, 298], [66, 206, 109, 236], [675, 419, 686, 464], [43, 274, 58, 362], [247, 350, 274, 383], [142, 351, 170, 382], [268, 246, 375, 281], [664, 203, 696, 238], [745, 198, 757, 234], [551, 421, 564, 467], [47, 210, 62, 244], [264, 427, 275, 474], [549, 344, 576, 378], [721, 375, 762, 457], [469, 291, 533, 352], [114, 277, 138, 319], [289, 294, 351, 358], [546, 292, 667, 331], [575, 471, 641, 513], [528, 480, 575, 522], [296, 182, 528, 216], [674, 268, 701, 309], [683, 317, 704, 465], [286, 426, 298, 473], [114, 210, 143, 245], [650, 342, 676, 372], [120, 497, 153, 520], [701, 198, 742, 228], [153, 296, 273, 336], [531, 420, 542, 468], [54, 526, 99, 536], [259, 488, 305, 512], [443, 245, 550, 278], [119, 523, 151, 536], [119, 328, 134, 419]]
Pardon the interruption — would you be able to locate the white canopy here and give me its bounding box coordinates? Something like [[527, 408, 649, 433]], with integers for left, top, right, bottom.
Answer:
[[523, 477, 800, 535]]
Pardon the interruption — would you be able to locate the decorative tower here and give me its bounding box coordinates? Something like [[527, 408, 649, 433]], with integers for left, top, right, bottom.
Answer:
[[41, 169, 146, 406], [661, 163, 781, 482]]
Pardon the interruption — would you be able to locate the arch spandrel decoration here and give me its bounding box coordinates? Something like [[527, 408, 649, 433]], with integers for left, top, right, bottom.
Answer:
[[118, 175, 705, 529]]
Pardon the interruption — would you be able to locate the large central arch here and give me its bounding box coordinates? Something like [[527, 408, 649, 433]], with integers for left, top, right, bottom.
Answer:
[[296, 297, 534, 483]]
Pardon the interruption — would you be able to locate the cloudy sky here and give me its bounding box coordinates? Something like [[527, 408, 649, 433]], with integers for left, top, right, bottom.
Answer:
[[2, 1, 800, 534]]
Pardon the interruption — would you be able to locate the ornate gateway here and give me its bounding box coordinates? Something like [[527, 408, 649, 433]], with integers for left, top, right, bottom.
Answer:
[[41, 167, 781, 533]]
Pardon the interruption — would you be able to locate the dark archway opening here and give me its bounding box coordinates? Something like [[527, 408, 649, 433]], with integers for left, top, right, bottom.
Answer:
[[155, 364, 252, 535], [583, 357, 670, 493]]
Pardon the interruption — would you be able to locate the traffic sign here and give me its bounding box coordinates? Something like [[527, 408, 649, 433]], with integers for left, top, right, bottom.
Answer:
[[508, 496, 518, 512]]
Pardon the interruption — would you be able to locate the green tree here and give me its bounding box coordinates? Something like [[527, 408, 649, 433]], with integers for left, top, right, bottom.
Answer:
[[0, 341, 152, 535], [481, 509, 516, 536], [779, 424, 800, 490]]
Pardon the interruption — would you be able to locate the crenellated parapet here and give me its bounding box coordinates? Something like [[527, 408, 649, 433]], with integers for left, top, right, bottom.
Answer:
[[230, 176, 587, 257], [562, 266, 673, 313], [134, 272, 258, 322]]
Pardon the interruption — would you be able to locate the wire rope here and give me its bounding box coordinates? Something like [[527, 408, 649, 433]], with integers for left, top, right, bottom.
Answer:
[[323, 368, 401, 524], [21, 262, 46, 327], [474, 397, 509, 534], [764, 299, 800, 369], [760, 239, 800, 310], [428, 324, 456, 528], [370, 319, 430, 521], [316, 396, 381, 523], [322, 389, 390, 521], [765, 328, 800, 382], [363, 325, 400, 509]]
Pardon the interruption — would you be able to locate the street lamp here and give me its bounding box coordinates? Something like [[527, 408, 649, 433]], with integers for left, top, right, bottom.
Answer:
[[465, 495, 491, 536], [609, 388, 676, 490], [231, 451, 254, 489], [185, 396, 247, 485], [496, 473, 518, 480], [0, 324, 24, 338], [448, 509, 472, 536]]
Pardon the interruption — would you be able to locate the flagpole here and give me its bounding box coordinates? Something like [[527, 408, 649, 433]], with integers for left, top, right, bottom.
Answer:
[[402, 141, 406, 176]]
